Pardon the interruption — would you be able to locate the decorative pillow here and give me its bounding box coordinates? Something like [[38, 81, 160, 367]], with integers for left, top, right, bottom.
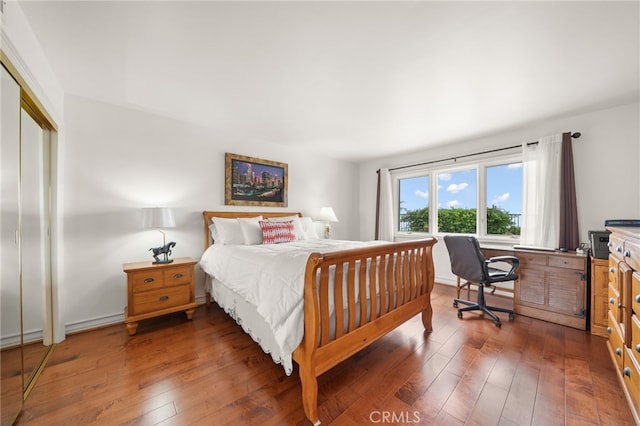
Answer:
[[259, 220, 296, 244], [268, 215, 305, 240], [238, 216, 263, 245], [300, 216, 320, 239], [210, 217, 245, 245]]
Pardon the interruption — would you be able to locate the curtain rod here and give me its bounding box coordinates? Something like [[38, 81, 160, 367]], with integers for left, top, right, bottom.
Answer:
[[384, 131, 581, 173]]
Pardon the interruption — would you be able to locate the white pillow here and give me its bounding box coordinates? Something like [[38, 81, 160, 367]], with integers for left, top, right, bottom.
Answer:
[[300, 216, 320, 239], [267, 215, 305, 240], [210, 217, 244, 245], [238, 216, 264, 245]]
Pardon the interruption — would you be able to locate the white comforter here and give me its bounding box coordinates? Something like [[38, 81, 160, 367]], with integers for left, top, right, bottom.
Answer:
[[199, 239, 386, 373]]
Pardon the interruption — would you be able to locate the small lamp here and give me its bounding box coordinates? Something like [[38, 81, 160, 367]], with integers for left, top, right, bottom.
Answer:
[[141, 207, 176, 264], [316, 207, 338, 239]]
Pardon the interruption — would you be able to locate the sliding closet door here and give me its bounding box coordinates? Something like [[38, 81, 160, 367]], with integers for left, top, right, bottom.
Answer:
[[20, 107, 52, 391], [0, 66, 23, 426]]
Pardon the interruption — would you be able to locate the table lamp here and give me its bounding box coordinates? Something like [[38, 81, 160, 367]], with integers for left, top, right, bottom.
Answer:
[[141, 207, 176, 264], [316, 207, 338, 239]]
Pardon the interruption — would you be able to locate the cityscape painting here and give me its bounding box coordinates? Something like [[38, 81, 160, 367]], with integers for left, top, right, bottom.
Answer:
[[225, 153, 288, 207]]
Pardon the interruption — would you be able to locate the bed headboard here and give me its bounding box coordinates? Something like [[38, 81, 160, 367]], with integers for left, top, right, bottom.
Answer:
[[202, 211, 303, 249]]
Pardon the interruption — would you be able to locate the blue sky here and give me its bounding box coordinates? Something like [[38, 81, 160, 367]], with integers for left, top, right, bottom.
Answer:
[[399, 163, 523, 214]]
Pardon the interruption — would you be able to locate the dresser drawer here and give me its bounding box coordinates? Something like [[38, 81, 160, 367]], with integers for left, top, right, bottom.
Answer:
[[517, 252, 547, 267], [164, 266, 192, 286], [609, 256, 620, 293], [609, 283, 621, 324], [625, 238, 640, 271], [131, 270, 164, 292], [631, 315, 640, 366], [632, 272, 640, 316], [548, 255, 584, 270], [609, 311, 625, 372], [624, 348, 640, 416], [132, 285, 191, 315], [610, 234, 626, 262]]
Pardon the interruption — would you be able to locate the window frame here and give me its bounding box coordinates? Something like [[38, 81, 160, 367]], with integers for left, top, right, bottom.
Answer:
[[393, 151, 523, 243]]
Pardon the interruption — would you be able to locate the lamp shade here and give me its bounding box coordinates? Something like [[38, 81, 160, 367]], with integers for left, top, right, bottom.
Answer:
[[141, 207, 176, 229], [316, 207, 338, 223]]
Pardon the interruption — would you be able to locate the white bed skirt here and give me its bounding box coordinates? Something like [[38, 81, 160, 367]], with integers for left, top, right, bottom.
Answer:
[[206, 275, 295, 375]]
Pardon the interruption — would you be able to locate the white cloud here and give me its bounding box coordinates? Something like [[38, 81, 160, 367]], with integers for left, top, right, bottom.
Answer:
[[446, 200, 462, 208], [507, 163, 522, 169], [491, 192, 510, 205], [414, 189, 429, 198], [438, 173, 452, 181], [446, 182, 468, 194]]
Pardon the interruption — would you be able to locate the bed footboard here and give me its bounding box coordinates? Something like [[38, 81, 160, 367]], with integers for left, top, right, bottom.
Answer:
[[293, 238, 437, 425]]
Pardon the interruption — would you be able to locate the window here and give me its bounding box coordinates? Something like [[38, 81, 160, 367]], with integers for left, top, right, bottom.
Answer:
[[396, 155, 522, 239], [437, 168, 477, 233], [486, 163, 522, 236], [398, 175, 429, 232]]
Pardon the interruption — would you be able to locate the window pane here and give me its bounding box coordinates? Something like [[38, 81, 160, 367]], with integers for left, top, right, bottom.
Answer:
[[437, 169, 477, 233], [398, 175, 429, 232], [486, 163, 522, 235]]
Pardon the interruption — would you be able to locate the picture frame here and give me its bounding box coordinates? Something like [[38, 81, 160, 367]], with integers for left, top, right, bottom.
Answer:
[[225, 153, 288, 207]]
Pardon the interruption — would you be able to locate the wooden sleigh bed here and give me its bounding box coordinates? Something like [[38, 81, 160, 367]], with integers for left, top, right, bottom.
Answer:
[[201, 211, 437, 425]]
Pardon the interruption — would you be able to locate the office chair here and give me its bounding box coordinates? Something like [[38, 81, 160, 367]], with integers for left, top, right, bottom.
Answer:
[[443, 235, 519, 327]]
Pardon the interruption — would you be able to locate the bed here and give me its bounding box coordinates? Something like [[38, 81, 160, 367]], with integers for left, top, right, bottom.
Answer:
[[200, 211, 437, 425]]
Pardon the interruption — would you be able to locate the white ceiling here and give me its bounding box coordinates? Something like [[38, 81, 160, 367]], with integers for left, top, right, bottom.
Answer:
[[18, 1, 640, 162]]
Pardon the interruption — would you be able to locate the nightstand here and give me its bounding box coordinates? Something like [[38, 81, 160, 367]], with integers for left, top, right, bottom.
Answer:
[[123, 257, 198, 335]]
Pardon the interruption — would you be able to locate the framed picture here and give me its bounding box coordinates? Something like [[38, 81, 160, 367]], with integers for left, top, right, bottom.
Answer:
[[225, 153, 288, 207]]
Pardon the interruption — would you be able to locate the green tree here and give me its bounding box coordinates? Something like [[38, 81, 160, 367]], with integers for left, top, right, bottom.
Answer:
[[438, 208, 477, 233], [402, 207, 429, 232], [487, 205, 520, 235], [401, 205, 520, 235]]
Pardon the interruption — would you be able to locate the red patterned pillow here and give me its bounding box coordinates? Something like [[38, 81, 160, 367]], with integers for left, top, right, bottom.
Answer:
[[259, 220, 296, 244]]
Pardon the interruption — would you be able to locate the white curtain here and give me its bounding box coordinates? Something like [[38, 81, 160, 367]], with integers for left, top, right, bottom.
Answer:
[[377, 168, 394, 241], [520, 134, 562, 248]]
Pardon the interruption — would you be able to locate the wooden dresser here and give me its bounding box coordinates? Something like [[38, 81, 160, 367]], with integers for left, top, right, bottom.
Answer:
[[606, 226, 640, 424], [123, 257, 198, 335], [483, 247, 587, 330]]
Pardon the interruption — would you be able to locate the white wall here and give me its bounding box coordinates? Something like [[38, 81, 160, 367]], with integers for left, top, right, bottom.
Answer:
[[61, 94, 360, 332], [359, 102, 640, 284]]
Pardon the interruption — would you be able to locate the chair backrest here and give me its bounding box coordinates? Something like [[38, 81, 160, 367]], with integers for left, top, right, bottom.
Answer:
[[444, 235, 486, 283]]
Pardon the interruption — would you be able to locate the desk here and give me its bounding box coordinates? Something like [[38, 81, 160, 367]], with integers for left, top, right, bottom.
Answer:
[[482, 247, 588, 330]]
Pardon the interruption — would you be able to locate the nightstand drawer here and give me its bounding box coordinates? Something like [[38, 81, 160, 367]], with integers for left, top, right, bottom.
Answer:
[[164, 267, 192, 286], [131, 270, 164, 292], [132, 285, 191, 315]]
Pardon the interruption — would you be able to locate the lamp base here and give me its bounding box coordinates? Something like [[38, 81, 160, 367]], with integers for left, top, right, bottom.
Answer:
[[324, 224, 332, 239]]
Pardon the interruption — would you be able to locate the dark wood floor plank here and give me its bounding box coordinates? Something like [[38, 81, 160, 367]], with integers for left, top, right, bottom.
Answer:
[[15, 284, 635, 425]]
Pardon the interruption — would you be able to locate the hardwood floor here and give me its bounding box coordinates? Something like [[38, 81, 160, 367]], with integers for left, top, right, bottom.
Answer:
[[16, 284, 634, 425]]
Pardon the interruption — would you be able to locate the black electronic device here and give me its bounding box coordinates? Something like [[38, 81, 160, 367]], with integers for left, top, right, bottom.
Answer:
[[589, 230, 610, 259]]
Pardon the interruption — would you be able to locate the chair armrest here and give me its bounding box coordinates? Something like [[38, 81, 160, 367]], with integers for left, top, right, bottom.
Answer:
[[484, 256, 519, 277]]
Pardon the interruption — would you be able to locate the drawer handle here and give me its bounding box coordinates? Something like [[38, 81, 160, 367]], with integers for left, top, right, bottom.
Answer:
[[159, 295, 169, 302], [609, 298, 615, 305], [624, 367, 631, 377], [607, 327, 612, 334], [608, 242, 613, 248], [610, 267, 615, 273], [636, 344, 640, 353], [173, 273, 184, 279], [624, 250, 631, 258], [144, 278, 155, 283], [617, 245, 623, 253], [616, 347, 622, 356], [636, 295, 640, 303]]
